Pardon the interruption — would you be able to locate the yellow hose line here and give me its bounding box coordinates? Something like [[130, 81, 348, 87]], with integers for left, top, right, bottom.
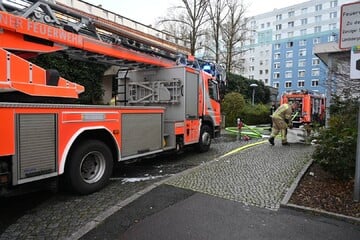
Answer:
[[220, 140, 268, 158]]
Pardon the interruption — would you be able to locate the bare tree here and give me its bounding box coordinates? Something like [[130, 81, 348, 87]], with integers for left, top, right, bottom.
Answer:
[[157, 0, 209, 55], [221, 0, 249, 74], [205, 0, 228, 63]]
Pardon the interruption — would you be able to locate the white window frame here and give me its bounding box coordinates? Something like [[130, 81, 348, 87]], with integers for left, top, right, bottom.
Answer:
[[285, 81, 292, 88], [286, 51, 293, 58], [312, 58, 320, 66], [312, 79, 319, 87], [299, 39, 307, 46], [285, 61, 293, 68], [298, 59, 306, 67], [299, 49, 307, 57], [312, 69, 320, 76], [285, 71, 292, 78], [298, 70, 306, 77], [298, 80, 305, 87]]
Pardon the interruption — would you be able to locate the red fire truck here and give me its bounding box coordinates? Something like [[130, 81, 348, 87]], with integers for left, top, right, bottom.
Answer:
[[281, 90, 326, 127], [0, 0, 222, 195]]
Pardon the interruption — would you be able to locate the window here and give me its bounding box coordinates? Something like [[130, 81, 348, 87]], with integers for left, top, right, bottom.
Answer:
[[298, 59, 306, 67], [285, 71, 292, 78], [298, 70, 306, 77], [259, 70, 263, 75], [275, 34, 281, 40], [299, 39, 307, 46], [301, 8, 307, 14], [313, 37, 321, 44], [330, 0, 338, 8], [312, 69, 320, 76], [273, 82, 280, 88], [285, 81, 292, 88], [249, 66, 255, 72], [286, 51, 293, 58], [288, 21, 294, 28], [276, 24, 282, 30], [314, 26, 321, 33], [312, 58, 320, 66], [315, 15, 322, 23], [299, 49, 307, 57], [264, 79, 269, 84], [274, 43, 281, 50], [287, 41, 294, 48], [312, 79, 319, 87], [276, 14, 282, 20], [288, 32, 294, 38], [329, 23, 336, 30], [259, 60, 263, 65], [300, 29, 307, 35], [274, 53, 281, 60], [328, 34, 337, 42], [298, 80, 305, 87], [261, 23, 265, 28], [273, 72, 280, 79], [288, 11, 295, 17], [249, 75, 254, 80], [208, 80, 219, 101], [330, 12, 337, 19], [286, 61, 293, 68], [315, 4, 322, 11], [250, 57, 255, 62], [301, 18, 307, 25], [274, 62, 280, 69], [265, 69, 269, 74]]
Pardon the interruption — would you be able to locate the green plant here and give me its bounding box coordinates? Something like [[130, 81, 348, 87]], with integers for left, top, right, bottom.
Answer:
[[312, 97, 358, 180], [221, 92, 245, 127]]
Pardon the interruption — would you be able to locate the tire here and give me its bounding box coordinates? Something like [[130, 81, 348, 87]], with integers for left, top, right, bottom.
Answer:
[[196, 125, 212, 153], [65, 139, 113, 195]]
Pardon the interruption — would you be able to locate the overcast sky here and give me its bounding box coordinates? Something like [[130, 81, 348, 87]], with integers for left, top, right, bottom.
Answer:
[[86, 0, 308, 25]]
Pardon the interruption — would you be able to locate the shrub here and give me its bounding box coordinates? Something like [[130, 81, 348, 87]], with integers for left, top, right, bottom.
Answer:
[[312, 97, 358, 180], [221, 92, 245, 127]]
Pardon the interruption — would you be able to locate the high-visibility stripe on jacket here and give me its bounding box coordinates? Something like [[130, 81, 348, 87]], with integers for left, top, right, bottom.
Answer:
[[272, 103, 292, 120]]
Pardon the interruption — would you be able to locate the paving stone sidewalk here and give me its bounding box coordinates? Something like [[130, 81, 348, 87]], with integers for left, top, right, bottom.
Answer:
[[167, 142, 314, 210]]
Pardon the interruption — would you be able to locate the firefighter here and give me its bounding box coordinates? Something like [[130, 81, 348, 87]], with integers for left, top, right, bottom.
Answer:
[[268, 101, 299, 146]]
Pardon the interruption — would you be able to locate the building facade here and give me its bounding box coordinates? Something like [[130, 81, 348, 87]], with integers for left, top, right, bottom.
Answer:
[[241, 0, 354, 99]]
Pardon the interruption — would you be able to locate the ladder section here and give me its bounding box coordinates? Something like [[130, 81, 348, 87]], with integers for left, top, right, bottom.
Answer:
[[0, 48, 84, 98], [0, 0, 190, 63], [127, 79, 182, 105]]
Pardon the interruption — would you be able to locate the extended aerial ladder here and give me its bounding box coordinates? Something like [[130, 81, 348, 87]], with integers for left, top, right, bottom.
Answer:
[[0, 0, 193, 99]]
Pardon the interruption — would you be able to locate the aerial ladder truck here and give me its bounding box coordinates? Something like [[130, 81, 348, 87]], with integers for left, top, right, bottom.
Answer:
[[0, 0, 223, 195]]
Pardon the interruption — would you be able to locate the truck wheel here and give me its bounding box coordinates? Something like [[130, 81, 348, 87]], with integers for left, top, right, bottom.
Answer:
[[197, 125, 211, 153], [66, 140, 113, 195]]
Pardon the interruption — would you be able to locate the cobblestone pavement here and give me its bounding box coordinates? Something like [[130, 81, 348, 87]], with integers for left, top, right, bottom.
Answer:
[[167, 142, 314, 210], [0, 134, 313, 240]]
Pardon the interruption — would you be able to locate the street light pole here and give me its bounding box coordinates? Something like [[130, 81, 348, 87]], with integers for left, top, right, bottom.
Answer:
[[250, 83, 258, 106]]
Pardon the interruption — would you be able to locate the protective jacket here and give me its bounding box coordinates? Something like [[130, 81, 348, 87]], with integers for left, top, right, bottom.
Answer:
[[272, 103, 292, 122]]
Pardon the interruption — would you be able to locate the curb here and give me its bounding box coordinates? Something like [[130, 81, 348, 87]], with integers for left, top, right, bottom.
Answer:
[[280, 159, 360, 226]]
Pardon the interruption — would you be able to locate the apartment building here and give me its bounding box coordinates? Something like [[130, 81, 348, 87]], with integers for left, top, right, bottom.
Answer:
[[241, 0, 354, 98]]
